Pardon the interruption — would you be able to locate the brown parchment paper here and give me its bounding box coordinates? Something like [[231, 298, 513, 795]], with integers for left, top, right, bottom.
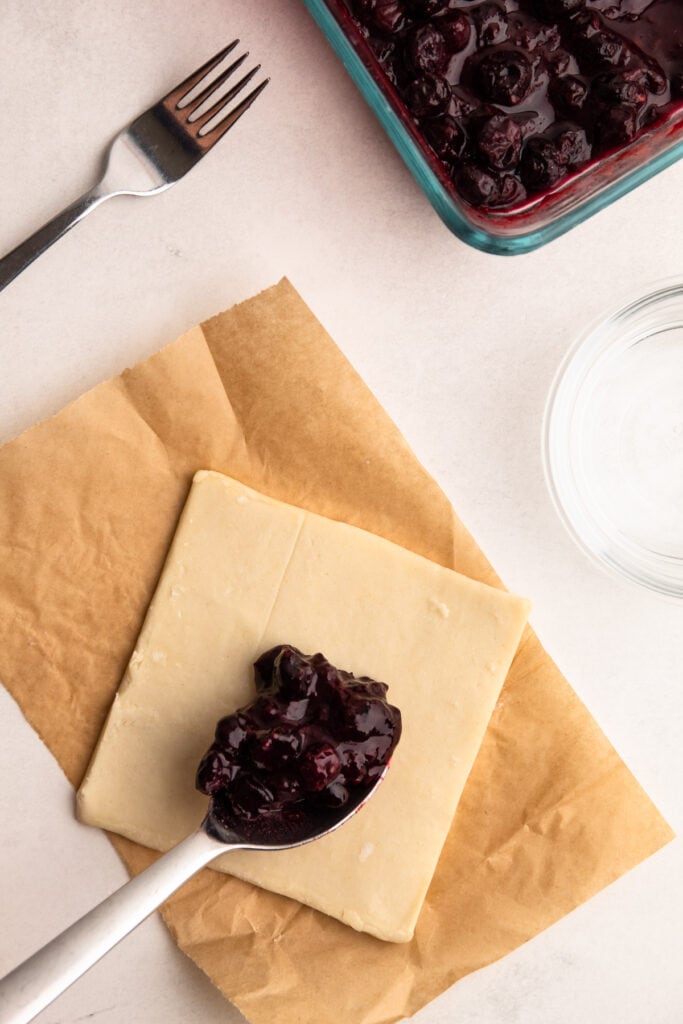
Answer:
[[0, 279, 673, 1024]]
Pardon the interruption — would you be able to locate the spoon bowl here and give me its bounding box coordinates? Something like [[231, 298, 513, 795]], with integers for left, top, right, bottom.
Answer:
[[206, 762, 388, 848]]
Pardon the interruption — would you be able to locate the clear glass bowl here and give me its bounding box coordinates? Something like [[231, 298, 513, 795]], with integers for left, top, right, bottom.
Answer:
[[303, 0, 683, 255], [543, 280, 683, 600]]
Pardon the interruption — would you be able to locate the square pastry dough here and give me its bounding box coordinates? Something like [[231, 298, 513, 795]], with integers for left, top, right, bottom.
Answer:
[[78, 471, 530, 942]]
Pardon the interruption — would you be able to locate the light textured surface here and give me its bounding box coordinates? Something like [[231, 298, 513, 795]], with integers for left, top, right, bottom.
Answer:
[[77, 470, 529, 942], [0, 0, 681, 1022]]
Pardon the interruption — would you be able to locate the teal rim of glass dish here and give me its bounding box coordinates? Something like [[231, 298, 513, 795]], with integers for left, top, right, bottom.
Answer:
[[303, 0, 683, 256]]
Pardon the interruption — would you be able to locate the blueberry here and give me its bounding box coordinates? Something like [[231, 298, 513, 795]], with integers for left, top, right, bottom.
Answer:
[[214, 712, 251, 753], [454, 162, 526, 208], [273, 644, 305, 682], [406, 24, 449, 74], [208, 790, 237, 830], [253, 645, 283, 690], [549, 74, 590, 118], [341, 696, 397, 740], [407, 0, 450, 16], [593, 70, 648, 110], [510, 15, 560, 53], [532, 0, 586, 19], [276, 646, 320, 699], [471, 49, 534, 106], [425, 114, 468, 162], [515, 108, 549, 139], [554, 125, 591, 166], [353, 676, 389, 698], [360, 734, 393, 767], [354, 0, 409, 35], [228, 774, 276, 819], [546, 49, 571, 77], [473, 3, 509, 48], [439, 12, 472, 54], [640, 104, 662, 129], [476, 113, 523, 169], [496, 172, 527, 206], [639, 58, 667, 97], [448, 86, 480, 120], [370, 37, 402, 86], [592, 102, 640, 149], [272, 772, 304, 804], [591, 34, 625, 67], [280, 697, 311, 723], [300, 743, 342, 791], [339, 747, 369, 785], [249, 726, 302, 772], [404, 73, 451, 116], [314, 780, 349, 809], [311, 655, 346, 698], [569, 13, 628, 71], [195, 746, 238, 794], [520, 137, 563, 188], [454, 162, 501, 205], [249, 695, 283, 725]]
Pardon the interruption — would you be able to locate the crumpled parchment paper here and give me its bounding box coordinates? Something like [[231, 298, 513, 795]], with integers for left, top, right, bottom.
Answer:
[[0, 279, 672, 1024]]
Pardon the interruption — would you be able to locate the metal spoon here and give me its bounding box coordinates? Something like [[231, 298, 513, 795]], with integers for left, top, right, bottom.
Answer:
[[0, 768, 387, 1024]]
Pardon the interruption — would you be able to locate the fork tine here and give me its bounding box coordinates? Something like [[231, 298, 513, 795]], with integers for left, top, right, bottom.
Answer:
[[168, 40, 240, 109], [186, 53, 250, 120], [193, 65, 260, 127], [197, 77, 270, 143]]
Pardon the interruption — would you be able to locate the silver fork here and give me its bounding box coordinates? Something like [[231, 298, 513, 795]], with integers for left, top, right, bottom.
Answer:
[[0, 42, 268, 292]]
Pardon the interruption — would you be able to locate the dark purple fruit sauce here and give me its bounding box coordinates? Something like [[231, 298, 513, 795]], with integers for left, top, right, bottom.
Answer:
[[336, 0, 683, 208], [196, 644, 402, 843]]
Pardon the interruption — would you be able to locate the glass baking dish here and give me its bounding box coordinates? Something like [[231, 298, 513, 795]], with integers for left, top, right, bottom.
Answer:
[[303, 0, 683, 255]]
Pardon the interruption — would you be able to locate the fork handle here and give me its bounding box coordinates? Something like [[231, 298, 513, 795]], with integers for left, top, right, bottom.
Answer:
[[0, 828, 228, 1024], [0, 188, 110, 293]]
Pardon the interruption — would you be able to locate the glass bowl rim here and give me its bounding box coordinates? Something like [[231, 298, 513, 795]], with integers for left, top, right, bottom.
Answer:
[[542, 276, 683, 602]]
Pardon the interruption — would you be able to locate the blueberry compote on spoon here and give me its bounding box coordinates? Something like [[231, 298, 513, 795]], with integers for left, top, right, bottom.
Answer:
[[342, 0, 683, 207], [196, 645, 402, 844]]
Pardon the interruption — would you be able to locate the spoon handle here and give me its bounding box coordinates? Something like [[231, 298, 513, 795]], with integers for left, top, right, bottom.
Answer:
[[0, 827, 228, 1024]]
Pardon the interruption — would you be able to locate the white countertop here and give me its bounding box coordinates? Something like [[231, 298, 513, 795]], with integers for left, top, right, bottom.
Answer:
[[0, 2, 681, 1022]]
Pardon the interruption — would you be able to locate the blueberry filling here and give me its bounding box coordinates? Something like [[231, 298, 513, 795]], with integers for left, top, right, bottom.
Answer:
[[196, 645, 402, 841], [340, 0, 683, 208]]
